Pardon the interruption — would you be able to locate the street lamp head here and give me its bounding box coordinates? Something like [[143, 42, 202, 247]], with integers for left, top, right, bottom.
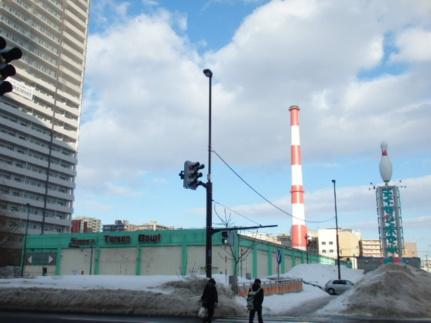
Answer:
[[203, 68, 213, 78], [332, 179, 336, 184]]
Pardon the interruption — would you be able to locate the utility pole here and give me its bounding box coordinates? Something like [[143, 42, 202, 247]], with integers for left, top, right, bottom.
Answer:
[[19, 203, 30, 277], [332, 180, 341, 280], [203, 68, 213, 278]]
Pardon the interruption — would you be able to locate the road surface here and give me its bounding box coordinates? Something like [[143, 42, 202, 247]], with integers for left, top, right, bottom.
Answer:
[[1, 311, 431, 323]]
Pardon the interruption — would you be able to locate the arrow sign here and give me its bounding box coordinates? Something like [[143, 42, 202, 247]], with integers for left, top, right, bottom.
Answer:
[[25, 253, 56, 265], [276, 249, 282, 264]]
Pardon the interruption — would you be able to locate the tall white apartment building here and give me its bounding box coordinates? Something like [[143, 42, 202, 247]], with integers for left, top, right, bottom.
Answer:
[[0, 0, 90, 264]]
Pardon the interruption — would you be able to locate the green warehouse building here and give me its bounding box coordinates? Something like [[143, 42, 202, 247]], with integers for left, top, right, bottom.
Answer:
[[21, 229, 336, 277]]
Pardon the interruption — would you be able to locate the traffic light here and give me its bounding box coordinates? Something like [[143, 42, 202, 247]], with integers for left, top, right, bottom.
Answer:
[[0, 36, 22, 96], [221, 231, 228, 245], [183, 161, 204, 190], [221, 230, 234, 245]]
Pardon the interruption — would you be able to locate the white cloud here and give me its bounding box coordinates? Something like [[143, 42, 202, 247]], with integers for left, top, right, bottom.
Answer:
[[222, 175, 431, 229], [391, 28, 431, 62], [78, 0, 431, 193]]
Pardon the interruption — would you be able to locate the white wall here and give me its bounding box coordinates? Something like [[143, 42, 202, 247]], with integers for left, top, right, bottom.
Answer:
[[140, 246, 182, 275], [239, 247, 253, 278], [24, 265, 55, 276], [187, 246, 205, 274], [61, 249, 94, 275], [212, 246, 234, 276], [257, 250, 268, 278], [99, 248, 136, 275]]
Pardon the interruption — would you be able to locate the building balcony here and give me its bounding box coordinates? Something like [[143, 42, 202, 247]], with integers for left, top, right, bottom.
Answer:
[[53, 125, 77, 141], [56, 100, 79, 117], [64, 7, 87, 28], [57, 89, 80, 106], [16, 67, 56, 92], [63, 30, 85, 53], [0, 113, 50, 143], [50, 163, 76, 177], [62, 43, 84, 64], [60, 53, 84, 72], [59, 65, 82, 84], [51, 149, 77, 165], [33, 89, 56, 105], [64, 19, 86, 41], [66, 1, 88, 25], [49, 176, 75, 189], [55, 112, 78, 129], [0, 147, 48, 169]]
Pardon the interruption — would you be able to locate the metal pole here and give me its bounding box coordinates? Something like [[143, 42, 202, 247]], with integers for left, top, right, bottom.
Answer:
[[332, 180, 341, 280], [305, 234, 309, 264], [89, 242, 94, 275], [20, 203, 30, 276], [203, 69, 213, 278]]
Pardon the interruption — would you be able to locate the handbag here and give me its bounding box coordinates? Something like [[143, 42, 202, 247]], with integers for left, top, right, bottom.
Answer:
[[198, 306, 208, 318]]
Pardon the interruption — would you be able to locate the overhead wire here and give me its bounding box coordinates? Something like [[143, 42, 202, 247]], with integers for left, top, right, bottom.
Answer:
[[212, 149, 335, 224], [213, 200, 262, 226]]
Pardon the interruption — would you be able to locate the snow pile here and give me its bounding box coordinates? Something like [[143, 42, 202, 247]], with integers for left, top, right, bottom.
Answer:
[[284, 263, 364, 287], [318, 264, 431, 318], [0, 275, 243, 317], [0, 264, 367, 317], [0, 275, 181, 291], [258, 263, 364, 316]]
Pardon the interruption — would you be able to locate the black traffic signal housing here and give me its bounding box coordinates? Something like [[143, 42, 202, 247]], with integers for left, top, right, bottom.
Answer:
[[221, 231, 228, 245], [0, 36, 22, 96], [183, 161, 204, 190]]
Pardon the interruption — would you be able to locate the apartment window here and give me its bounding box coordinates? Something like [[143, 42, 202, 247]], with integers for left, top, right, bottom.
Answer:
[[329, 241, 333, 245], [322, 241, 326, 245], [322, 250, 327, 253], [329, 249, 334, 253]]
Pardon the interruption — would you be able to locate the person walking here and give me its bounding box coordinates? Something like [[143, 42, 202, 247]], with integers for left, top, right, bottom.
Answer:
[[248, 278, 264, 323], [200, 278, 218, 323]]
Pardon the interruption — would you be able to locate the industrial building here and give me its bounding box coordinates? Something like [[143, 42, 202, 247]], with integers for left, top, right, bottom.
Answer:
[[21, 229, 337, 277], [0, 0, 90, 265]]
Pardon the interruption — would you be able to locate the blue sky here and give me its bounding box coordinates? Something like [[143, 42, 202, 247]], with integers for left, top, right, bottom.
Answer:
[[75, 0, 431, 258]]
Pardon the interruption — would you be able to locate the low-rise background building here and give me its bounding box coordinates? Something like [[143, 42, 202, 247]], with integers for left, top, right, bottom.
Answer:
[[71, 216, 101, 233], [359, 239, 382, 257]]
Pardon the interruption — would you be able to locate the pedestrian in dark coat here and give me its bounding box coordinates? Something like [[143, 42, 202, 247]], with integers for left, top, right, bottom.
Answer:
[[249, 278, 264, 323], [201, 278, 218, 323]]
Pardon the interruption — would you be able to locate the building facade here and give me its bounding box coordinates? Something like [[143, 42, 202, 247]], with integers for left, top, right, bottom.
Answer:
[[359, 239, 382, 257], [74, 216, 101, 233], [102, 219, 174, 232], [21, 229, 338, 277], [71, 216, 101, 233], [0, 0, 90, 265], [403, 242, 417, 257], [318, 228, 361, 268]]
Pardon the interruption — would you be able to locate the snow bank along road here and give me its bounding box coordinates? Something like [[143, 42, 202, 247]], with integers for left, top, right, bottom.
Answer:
[[0, 263, 430, 320]]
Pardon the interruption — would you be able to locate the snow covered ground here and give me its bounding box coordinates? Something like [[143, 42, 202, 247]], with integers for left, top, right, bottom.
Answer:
[[1, 263, 430, 319], [317, 263, 431, 318]]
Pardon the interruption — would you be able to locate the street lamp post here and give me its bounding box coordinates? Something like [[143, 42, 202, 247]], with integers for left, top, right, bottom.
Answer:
[[305, 234, 309, 264], [20, 203, 30, 277], [332, 180, 341, 280], [203, 68, 213, 278]]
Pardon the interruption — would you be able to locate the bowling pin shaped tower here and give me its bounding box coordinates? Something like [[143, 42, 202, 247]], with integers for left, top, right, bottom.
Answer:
[[379, 142, 393, 185]]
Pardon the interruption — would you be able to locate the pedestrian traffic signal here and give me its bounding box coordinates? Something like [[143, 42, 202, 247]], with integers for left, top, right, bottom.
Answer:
[[221, 231, 228, 245], [183, 161, 205, 190], [0, 36, 22, 96]]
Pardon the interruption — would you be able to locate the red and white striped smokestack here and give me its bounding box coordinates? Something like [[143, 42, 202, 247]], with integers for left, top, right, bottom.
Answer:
[[289, 105, 307, 250]]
